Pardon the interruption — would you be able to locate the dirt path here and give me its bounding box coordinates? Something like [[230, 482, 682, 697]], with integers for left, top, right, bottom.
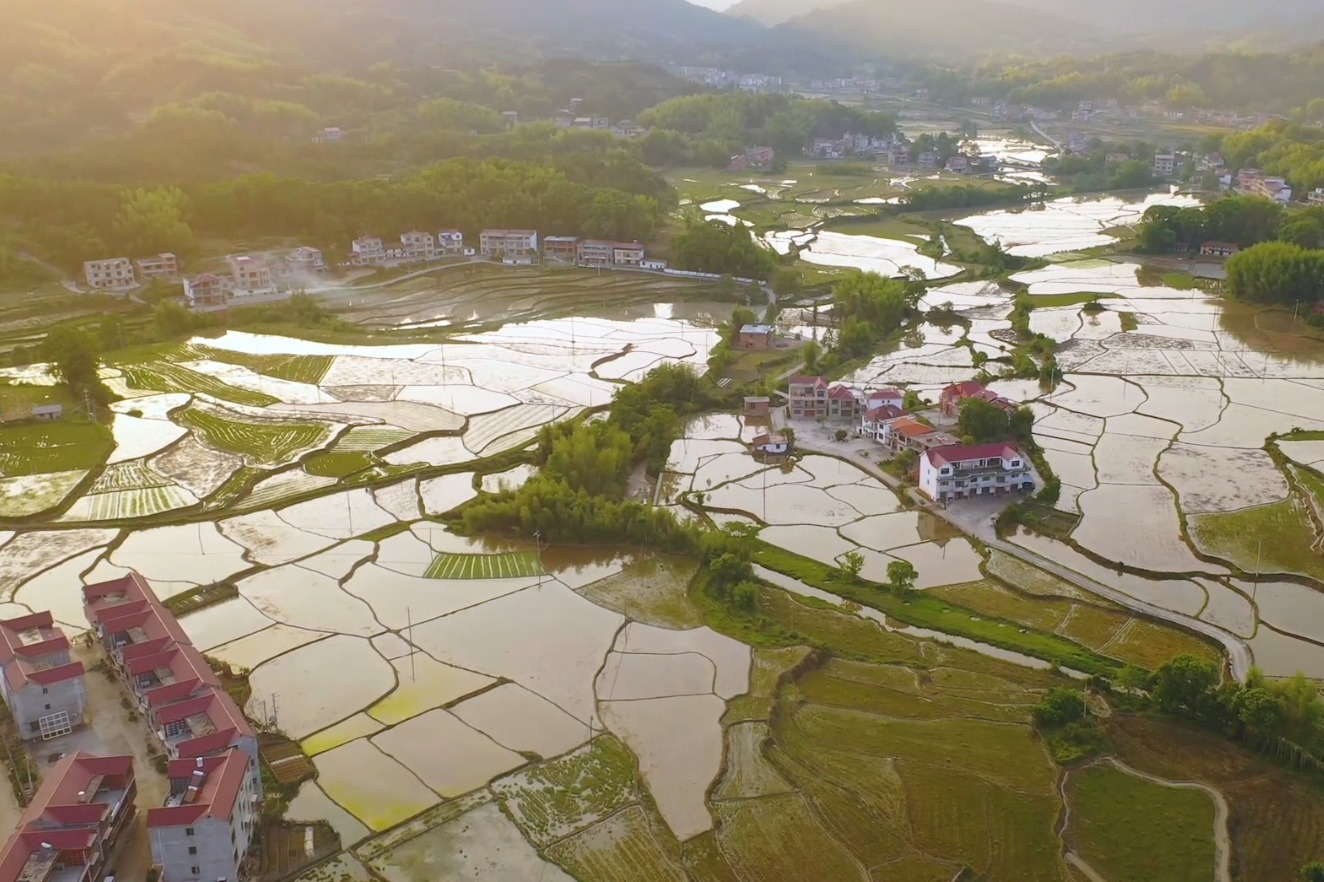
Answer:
[[1063, 757, 1231, 882]]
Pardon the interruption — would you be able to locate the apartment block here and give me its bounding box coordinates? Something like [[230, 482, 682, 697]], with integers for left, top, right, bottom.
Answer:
[[0, 611, 87, 741], [83, 258, 136, 290]]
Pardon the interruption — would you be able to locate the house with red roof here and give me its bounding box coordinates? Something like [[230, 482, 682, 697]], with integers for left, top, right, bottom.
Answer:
[[867, 387, 904, 411], [881, 417, 958, 455], [148, 751, 261, 882], [751, 433, 791, 457], [858, 404, 906, 441], [826, 384, 865, 421], [918, 443, 1034, 502], [0, 752, 136, 882], [0, 611, 87, 741], [939, 380, 988, 416], [787, 375, 828, 419]]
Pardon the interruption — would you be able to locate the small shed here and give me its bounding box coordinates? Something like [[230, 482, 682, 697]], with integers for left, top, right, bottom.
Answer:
[[32, 404, 64, 421], [744, 396, 771, 417], [737, 324, 775, 350]]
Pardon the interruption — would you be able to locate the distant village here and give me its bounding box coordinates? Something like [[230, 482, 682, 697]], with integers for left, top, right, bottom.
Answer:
[[81, 230, 674, 313]]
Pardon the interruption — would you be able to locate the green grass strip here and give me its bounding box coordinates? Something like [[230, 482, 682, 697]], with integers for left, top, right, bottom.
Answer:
[[752, 541, 1124, 675]]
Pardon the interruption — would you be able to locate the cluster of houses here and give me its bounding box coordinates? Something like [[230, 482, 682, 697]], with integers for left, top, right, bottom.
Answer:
[[183, 247, 325, 311], [729, 146, 776, 172], [1235, 168, 1293, 204], [83, 253, 180, 291], [0, 574, 262, 882], [348, 229, 665, 272], [754, 376, 1032, 502]]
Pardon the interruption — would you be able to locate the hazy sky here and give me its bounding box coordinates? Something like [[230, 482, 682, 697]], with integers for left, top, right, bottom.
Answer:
[[689, 0, 741, 9]]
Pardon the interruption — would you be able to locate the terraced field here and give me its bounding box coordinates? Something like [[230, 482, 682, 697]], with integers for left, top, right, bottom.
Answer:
[[123, 362, 281, 407], [179, 407, 334, 464], [424, 550, 543, 579], [196, 347, 334, 384], [0, 420, 114, 476]]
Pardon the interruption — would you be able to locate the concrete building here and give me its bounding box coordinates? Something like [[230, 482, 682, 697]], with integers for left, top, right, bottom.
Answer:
[[437, 230, 466, 256], [919, 443, 1033, 502], [351, 237, 386, 265], [182, 274, 228, 310], [225, 255, 274, 294], [743, 396, 771, 417], [787, 375, 829, 419], [939, 381, 989, 417], [1310, 188, 1324, 206], [612, 243, 645, 267], [32, 404, 64, 421], [736, 324, 774, 350], [83, 258, 136, 290], [136, 253, 180, 282], [83, 573, 262, 882], [148, 751, 261, 882], [857, 404, 905, 441], [543, 236, 580, 265], [1152, 153, 1178, 177], [751, 433, 790, 457], [826, 384, 865, 421], [0, 752, 137, 882], [286, 246, 326, 275], [1200, 241, 1241, 258], [576, 239, 615, 268], [866, 387, 905, 411], [0, 611, 87, 741], [400, 231, 436, 261], [480, 230, 539, 260]]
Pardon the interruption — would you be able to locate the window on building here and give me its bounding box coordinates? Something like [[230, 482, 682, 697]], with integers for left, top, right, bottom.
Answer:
[[191, 867, 199, 875], [41, 687, 48, 695], [188, 846, 197, 855], [186, 827, 195, 836]]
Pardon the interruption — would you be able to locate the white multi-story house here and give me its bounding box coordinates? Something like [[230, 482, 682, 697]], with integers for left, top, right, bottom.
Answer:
[[226, 254, 274, 295], [918, 443, 1034, 502], [1152, 153, 1178, 177], [351, 237, 386, 265], [857, 404, 905, 441], [400, 231, 436, 260], [437, 230, 465, 256], [148, 750, 261, 882], [577, 239, 615, 267], [183, 274, 228, 310], [480, 229, 539, 260], [286, 246, 326, 275], [84, 258, 136, 290], [0, 611, 87, 740], [612, 243, 645, 267], [1310, 188, 1324, 206]]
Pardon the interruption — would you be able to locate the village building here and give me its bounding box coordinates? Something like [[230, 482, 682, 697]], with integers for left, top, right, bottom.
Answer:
[[1310, 188, 1324, 206], [736, 324, 774, 350], [939, 381, 991, 417], [826, 384, 865, 421], [82, 572, 262, 879], [918, 442, 1034, 502], [916, 152, 939, 169], [182, 274, 228, 310], [226, 254, 275, 295], [480, 230, 539, 260], [857, 404, 905, 441], [751, 433, 790, 457], [0, 752, 137, 882], [883, 417, 958, 454], [743, 396, 771, 417], [0, 611, 88, 741], [1200, 241, 1241, 258], [576, 239, 616, 268], [351, 237, 387, 265], [135, 253, 179, 282], [787, 375, 829, 419], [867, 387, 905, 411], [437, 230, 466, 256], [400, 230, 436, 261], [32, 404, 64, 421], [148, 751, 261, 882], [83, 258, 136, 290], [612, 243, 645, 267], [286, 246, 326, 275], [543, 236, 580, 265], [1153, 153, 1178, 177]]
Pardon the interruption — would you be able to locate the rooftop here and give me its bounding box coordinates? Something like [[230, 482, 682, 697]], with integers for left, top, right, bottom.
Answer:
[[927, 443, 1023, 468], [892, 418, 938, 439], [788, 375, 827, 388], [0, 612, 82, 692], [148, 751, 251, 828], [739, 324, 774, 335]]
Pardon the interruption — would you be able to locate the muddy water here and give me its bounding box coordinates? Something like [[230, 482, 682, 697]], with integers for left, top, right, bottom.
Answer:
[[372, 709, 525, 797]]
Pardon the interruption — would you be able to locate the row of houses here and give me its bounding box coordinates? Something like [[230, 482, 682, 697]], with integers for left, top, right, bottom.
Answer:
[[349, 230, 665, 271], [85, 573, 262, 882], [84, 253, 180, 290], [1236, 168, 1294, 203], [0, 574, 261, 882]]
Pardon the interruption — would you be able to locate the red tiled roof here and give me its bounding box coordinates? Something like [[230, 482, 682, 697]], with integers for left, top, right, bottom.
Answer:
[[941, 380, 986, 399], [147, 751, 250, 828], [827, 384, 859, 400], [788, 375, 827, 388], [926, 443, 1022, 467], [868, 387, 903, 400], [21, 661, 86, 688], [892, 418, 937, 439], [864, 405, 905, 422], [751, 433, 773, 446]]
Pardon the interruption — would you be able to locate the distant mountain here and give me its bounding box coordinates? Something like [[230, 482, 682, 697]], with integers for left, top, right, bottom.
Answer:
[[769, 0, 1115, 60], [725, 0, 848, 26]]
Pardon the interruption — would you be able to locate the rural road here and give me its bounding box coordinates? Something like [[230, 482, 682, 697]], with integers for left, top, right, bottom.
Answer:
[[790, 434, 1254, 682]]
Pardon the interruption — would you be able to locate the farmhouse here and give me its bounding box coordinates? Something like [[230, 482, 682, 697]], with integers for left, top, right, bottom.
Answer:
[[787, 375, 829, 419], [351, 237, 386, 265], [0, 752, 137, 882], [736, 324, 775, 350], [135, 252, 179, 282], [577, 239, 615, 267], [0, 610, 87, 740], [148, 751, 262, 882], [826, 384, 865, 421], [32, 404, 63, 421], [613, 243, 646, 267], [437, 229, 466, 256], [1200, 241, 1241, 258], [884, 418, 957, 454], [919, 442, 1034, 502], [183, 273, 228, 310], [83, 258, 136, 290], [543, 236, 580, 265], [286, 246, 326, 274], [940, 380, 991, 416], [751, 433, 790, 457], [400, 230, 437, 260], [866, 387, 904, 411], [857, 404, 904, 440], [480, 229, 539, 260]]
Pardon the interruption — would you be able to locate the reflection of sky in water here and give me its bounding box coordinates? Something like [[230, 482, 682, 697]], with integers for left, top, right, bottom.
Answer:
[[766, 230, 960, 280], [960, 191, 1199, 257]]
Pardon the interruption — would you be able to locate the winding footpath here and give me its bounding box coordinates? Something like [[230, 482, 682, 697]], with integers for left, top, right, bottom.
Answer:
[[789, 436, 1254, 682]]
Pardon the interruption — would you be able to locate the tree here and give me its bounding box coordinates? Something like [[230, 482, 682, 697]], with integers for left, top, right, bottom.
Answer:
[[1032, 687, 1087, 729], [114, 187, 195, 257], [779, 426, 796, 445], [957, 397, 1010, 444], [834, 429, 848, 442], [1152, 655, 1219, 716], [886, 560, 918, 595], [836, 551, 864, 583], [40, 325, 100, 387], [772, 266, 802, 300], [1302, 861, 1324, 882]]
